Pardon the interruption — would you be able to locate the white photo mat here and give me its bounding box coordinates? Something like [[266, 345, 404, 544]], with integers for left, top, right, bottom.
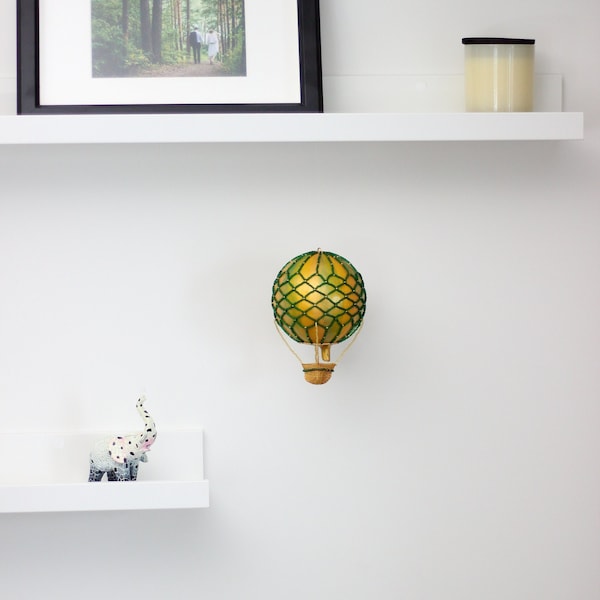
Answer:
[[38, 0, 301, 106]]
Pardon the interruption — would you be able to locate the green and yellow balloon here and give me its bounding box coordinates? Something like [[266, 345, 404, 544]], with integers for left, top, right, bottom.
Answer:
[[272, 249, 367, 384]]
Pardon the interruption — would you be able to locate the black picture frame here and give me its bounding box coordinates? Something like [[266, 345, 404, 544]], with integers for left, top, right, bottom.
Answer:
[[17, 0, 322, 114]]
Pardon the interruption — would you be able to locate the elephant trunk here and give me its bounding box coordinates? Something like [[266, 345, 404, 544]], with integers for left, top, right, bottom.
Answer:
[[136, 396, 157, 452]]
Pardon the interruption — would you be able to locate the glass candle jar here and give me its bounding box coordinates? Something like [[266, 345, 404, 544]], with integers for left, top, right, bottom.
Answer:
[[462, 37, 535, 112]]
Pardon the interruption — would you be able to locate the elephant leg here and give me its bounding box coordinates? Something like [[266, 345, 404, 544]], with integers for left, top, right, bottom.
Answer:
[[129, 461, 139, 481], [88, 463, 104, 482], [107, 464, 131, 481]]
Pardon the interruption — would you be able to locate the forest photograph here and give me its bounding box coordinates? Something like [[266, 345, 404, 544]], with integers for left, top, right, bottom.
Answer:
[[92, 0, 246, 78]]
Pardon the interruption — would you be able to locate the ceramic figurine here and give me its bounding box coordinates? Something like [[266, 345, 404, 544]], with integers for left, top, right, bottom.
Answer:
[[88, 396, 157, 482]]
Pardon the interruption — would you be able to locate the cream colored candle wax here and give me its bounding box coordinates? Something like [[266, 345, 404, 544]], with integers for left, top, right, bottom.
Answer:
[[463, 37, 535, 112]]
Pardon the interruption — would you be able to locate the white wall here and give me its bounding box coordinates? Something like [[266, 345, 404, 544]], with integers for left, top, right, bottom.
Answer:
[[1, 1, 599, 599]]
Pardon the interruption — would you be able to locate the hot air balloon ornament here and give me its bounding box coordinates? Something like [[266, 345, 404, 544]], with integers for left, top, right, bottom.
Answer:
[[271, 249, 367, 384]]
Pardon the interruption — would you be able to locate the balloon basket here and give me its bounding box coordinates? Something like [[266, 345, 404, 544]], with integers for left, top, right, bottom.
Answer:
[[302, 362, 336, 385]]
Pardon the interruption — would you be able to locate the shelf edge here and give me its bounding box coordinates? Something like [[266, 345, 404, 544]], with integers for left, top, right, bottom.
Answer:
[[0, 480, 210, 513], [0, 112, 584, 144]]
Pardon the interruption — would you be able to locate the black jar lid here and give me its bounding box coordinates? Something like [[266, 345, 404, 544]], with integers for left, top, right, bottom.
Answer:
[[462, 37, 535, 44]]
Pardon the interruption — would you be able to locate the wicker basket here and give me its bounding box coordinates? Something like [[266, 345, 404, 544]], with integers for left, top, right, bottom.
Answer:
[[302, 362, 336, 385]]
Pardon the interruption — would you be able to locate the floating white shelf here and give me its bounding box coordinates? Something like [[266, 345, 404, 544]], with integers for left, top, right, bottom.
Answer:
[[0, 112, 584, 144], [0, 430, 209, 513], [0, 480, 209, 513]]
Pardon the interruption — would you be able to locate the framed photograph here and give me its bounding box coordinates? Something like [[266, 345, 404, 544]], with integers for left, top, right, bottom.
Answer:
[[17, 0, 322, 114]]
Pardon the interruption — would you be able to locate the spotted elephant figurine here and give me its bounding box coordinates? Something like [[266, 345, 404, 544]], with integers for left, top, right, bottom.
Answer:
[[88, 396, 157, 482]]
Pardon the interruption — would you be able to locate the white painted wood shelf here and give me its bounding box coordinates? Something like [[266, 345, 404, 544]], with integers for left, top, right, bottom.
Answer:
[[0, 430, 209, 513], [0, 112, 584, 144]]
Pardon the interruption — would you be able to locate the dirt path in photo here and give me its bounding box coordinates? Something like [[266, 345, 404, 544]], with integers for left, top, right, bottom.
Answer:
[[138, 61, 226, 78]]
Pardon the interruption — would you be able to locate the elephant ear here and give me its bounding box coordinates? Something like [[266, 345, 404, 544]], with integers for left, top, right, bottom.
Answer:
[[108, 436, 128, 464]]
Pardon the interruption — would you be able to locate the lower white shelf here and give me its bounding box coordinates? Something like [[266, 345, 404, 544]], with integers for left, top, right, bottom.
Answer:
[[0, 480, 209, 513], [0, 429, 209, 513]]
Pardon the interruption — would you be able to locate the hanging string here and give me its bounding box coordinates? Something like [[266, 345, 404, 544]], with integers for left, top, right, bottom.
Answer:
[[275, 319, 365, 366], [335, 320, 364, 365], [274, 320, 304, 365]]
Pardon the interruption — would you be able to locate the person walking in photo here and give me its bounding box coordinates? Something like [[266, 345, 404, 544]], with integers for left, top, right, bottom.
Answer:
[[206, 29, 219, 64], [189, 26, 203, 64]]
